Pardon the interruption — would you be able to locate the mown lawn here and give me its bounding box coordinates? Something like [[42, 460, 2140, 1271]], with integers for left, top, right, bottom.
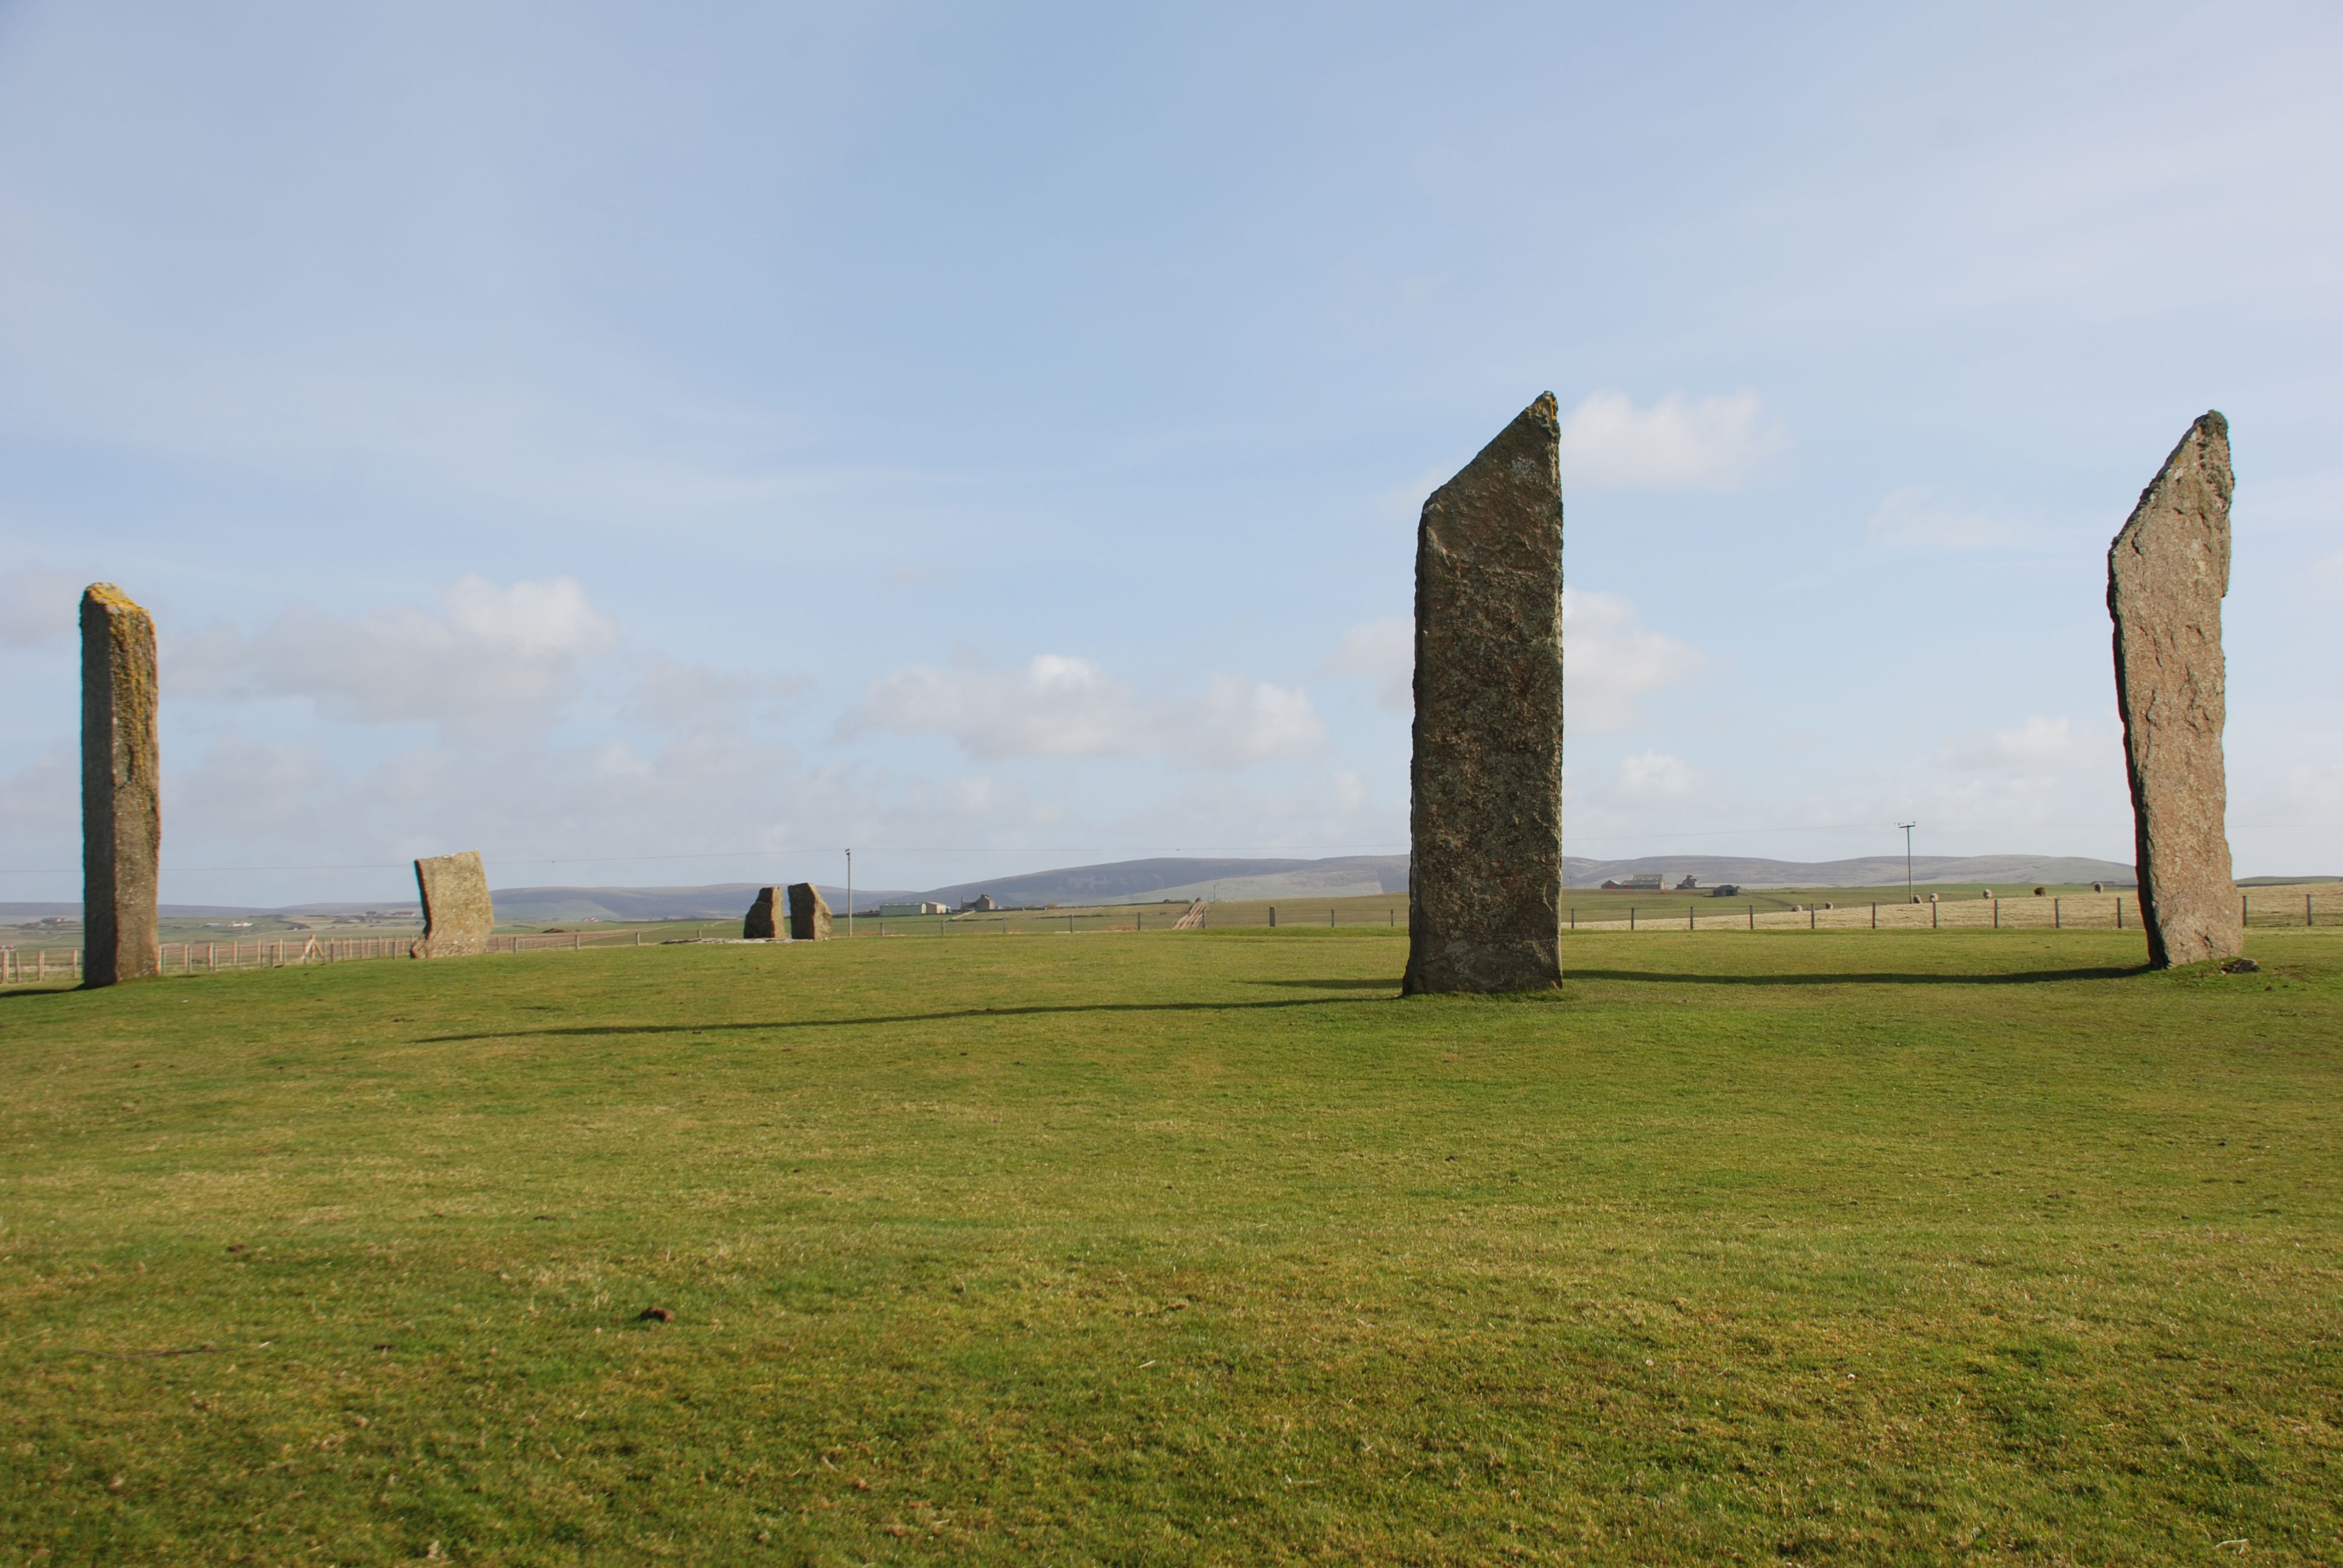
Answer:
[[2, 928, 2338, 1565]]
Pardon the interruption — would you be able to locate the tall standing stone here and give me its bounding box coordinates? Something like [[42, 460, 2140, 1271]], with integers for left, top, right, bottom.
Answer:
[[787, 883, 831, 942], [2109, 411, 2241, 969], [408, 851, 494, 958], [1403, 393, 1565, 995], [743, 887, 782, 939], [81, 583, 160, 987]]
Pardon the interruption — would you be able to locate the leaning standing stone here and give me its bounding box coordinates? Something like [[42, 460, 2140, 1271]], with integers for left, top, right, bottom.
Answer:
[[743, 887, 783, 939], [1403, 393, 1566, 995], [2109, 411, 2242, 968], [787, 883, 832, 942], [81, 583, 160, 987], [409, 852, 494, 958]]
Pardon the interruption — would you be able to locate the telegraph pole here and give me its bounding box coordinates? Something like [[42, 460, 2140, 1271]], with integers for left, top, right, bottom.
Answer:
[[845, 848, 853, 939], [1898, 822, 1916, 900]]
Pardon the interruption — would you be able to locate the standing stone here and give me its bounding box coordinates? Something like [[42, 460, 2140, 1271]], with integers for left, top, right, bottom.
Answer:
[[787, 883, 831, 942], [743, 887, 782, 939], [1403, 393, 1565, 995], [2109, 411, 2241, 969], [409, 851, 494, 958], [81, 583, 160, 987]]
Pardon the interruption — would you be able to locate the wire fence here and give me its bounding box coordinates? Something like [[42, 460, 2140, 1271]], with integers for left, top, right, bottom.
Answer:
[[1563, 889, 2343, 933], [5, 887, 2335, 985]]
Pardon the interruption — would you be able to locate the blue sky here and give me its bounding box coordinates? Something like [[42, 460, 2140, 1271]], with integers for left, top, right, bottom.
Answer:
[[2, 0, 2337, 906]]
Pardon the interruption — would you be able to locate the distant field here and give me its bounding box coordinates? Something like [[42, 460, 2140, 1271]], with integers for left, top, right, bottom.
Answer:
[[2, 924, 2339, 1563]]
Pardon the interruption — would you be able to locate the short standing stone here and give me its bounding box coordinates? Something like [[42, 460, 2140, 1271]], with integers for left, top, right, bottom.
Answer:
[[743, 887, 782, 939], [82, 583, 160, 987], [409, 852, 494, 958], [2109, 411, 2242, 968], [787, 883, 832, 942], [1403, 393, 1565, 995]]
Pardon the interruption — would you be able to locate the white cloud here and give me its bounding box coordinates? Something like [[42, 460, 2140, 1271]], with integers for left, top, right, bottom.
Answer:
[[1564, 590, 1705, 732], [617, 655, 805, 735], [842, 655, 1326, 768], [1611, 751, 1704, 803], [1938, 714, 2102, 771], [0, 567, 82, 646], [170, 575, 618, 735], [1329, 615, 1412, 710], [1558, 390, 1787, 491], [1328, 592, 1702, 731], [1867, 486, 2025, 550]]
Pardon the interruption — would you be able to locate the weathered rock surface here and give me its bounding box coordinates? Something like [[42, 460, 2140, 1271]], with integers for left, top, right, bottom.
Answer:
[[743, 887, 783, 939], [409, 852, 494, 958], [787, 883, 832, 942], [81, 583, 160, 987], [2109, 410, 2241, 969], [1403, 393, 1566, 995]]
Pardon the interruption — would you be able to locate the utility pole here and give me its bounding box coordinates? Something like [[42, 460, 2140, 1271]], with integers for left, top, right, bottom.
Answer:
[[845, 848, 853, 939], [1898, 822, 1916, 900]]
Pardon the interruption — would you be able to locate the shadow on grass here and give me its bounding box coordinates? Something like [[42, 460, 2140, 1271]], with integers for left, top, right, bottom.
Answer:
[[1247, 978, 1401, 991], [1568, 965, 2145, 987], [419, 995, 1395, 1042]]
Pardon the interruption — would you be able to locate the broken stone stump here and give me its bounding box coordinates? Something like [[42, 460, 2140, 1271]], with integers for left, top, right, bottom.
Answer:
[[2109, 411, 2242, 969], [787, 883, 831, 942], [82, 583, 160, 987], [409, 852, 494, 958], [743, 887, 783, 939], [1402, 392, 1565, 995]]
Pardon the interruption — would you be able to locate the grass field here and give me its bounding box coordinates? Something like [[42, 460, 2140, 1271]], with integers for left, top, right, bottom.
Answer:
[[3, 927, 2339, 1564]]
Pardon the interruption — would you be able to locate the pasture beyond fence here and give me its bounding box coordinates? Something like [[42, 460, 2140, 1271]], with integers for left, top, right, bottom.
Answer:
[[5, 887, 2337, 986]]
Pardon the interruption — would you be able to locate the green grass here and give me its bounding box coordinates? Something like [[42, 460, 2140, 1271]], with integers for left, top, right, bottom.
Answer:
[[2, 928, 2339, 1564]]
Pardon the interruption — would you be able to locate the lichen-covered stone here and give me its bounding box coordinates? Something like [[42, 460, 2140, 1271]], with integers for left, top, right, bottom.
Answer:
[[744, 887, 782, 939], [81, 583, 160, 987], [409, 852, 494, 958], [787, 883, 832, 942], [1403, 393, 1565, 995], [2109, 411, 2241, 969]]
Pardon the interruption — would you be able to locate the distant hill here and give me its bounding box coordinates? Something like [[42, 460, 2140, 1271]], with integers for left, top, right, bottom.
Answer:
[[492, 851, 2135, 916], [2, 850, 2177, 928], [1561, 854, 2138, 889], [920, 855, 1411, 909], [483, 883, 906, 923]]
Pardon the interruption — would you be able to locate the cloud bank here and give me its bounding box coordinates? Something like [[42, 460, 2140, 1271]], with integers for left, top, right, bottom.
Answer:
[[844, 655, 1327, 768], [1558, 391, 1787, 491], [171, 575, 619, 735]]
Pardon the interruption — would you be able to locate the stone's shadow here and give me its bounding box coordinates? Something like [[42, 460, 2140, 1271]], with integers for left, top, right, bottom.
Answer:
[[1246, 978, 1403, 991], [1567, 966, 2145, 987], [418, 996, 1389, 1044]]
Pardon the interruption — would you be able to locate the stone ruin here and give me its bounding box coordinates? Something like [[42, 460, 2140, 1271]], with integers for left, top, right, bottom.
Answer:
[[787, 882, 832, 942], [409, 851, 494, 958], [2108, 411, 2243, 969], [81, 583, 160, 987], [1402, 393, 1565, 995], [743, 887, 784, 939]]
